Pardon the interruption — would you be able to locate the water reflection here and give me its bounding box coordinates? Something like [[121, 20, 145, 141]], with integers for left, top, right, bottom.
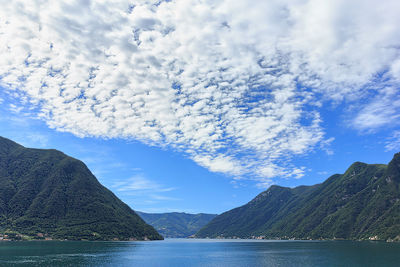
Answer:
[[0, 241, 141, 266], [1, 239, 400, 266]]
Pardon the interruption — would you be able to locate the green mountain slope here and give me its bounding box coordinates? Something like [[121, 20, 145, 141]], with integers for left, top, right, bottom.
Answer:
[[196, 153, 400, 241], [137, 211, 217, 238], [0, 136, 162, 241]]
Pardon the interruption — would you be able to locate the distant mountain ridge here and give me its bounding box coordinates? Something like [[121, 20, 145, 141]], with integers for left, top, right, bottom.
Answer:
[[196, 153, 400, 241], [0, 136, 162, 241], [137, 211, 217, 238]]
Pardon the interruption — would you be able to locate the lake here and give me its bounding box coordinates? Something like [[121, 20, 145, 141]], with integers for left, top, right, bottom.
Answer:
[[1, 239, 399, 266]]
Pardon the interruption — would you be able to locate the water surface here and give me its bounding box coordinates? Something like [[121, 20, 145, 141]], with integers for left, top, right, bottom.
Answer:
[[1, 239, 399, 266]]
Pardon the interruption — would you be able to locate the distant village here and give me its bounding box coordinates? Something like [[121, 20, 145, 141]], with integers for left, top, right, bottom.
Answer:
[[0, 232, 151, 242], [0, 232, 53, 241]]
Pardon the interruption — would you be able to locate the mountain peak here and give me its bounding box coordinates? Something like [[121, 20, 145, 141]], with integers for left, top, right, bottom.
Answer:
[[344, 161, 368, 176], [389, 152, 400, 165], [0, 137, 162, 241], [387, 152, 400, 182], [197, 152, 400, 241]]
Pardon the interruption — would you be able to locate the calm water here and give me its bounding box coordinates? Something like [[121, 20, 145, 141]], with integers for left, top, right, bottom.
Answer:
[[0, 239, 399, 266]]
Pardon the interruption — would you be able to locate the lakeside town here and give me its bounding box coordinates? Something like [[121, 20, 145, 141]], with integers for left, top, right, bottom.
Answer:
[[0, 232, 53, 241]]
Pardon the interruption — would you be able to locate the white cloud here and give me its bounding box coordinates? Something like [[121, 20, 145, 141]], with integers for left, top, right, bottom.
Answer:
[[24, 133, 49, 148], [149, 194, 181, 201], [255, 179, 274, 190], [112, 174, 178, 204], [112, 174, 176, 193], [0, 0, 399, 182], [385, 131, 400, 152], [9, 104, 23, 114], [192, 154, 243, 175], [352, 86, 400, 131]]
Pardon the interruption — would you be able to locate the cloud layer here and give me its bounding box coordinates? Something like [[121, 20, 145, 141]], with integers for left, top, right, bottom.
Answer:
[[1, 0, 399, 183]]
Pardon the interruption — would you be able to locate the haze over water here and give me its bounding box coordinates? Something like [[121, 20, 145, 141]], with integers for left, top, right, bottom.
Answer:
[[1, 239, 399, 267]]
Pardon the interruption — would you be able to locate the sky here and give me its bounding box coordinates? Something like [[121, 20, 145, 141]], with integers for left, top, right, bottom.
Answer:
[[0, 0, 400, 214]]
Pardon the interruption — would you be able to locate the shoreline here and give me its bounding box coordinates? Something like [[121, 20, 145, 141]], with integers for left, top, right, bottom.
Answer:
[[1, 237, 398, 243]]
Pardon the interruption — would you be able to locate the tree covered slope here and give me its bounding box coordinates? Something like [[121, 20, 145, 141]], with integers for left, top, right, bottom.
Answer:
[[137, 211, 217, 238], [0, 136, 162, 240], [196, 153, 400, 241]]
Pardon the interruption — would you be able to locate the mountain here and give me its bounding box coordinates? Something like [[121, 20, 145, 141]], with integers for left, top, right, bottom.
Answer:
[[0, 136, 162, 241], [196, 153, 400, 241], [137, 211, 217, 238]]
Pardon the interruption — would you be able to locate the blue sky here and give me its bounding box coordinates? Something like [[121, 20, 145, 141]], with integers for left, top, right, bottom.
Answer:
[[0, 0, 400, 214]]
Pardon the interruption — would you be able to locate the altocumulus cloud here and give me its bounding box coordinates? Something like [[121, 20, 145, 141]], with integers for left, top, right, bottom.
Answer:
[[1, 0, 400, 184]]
